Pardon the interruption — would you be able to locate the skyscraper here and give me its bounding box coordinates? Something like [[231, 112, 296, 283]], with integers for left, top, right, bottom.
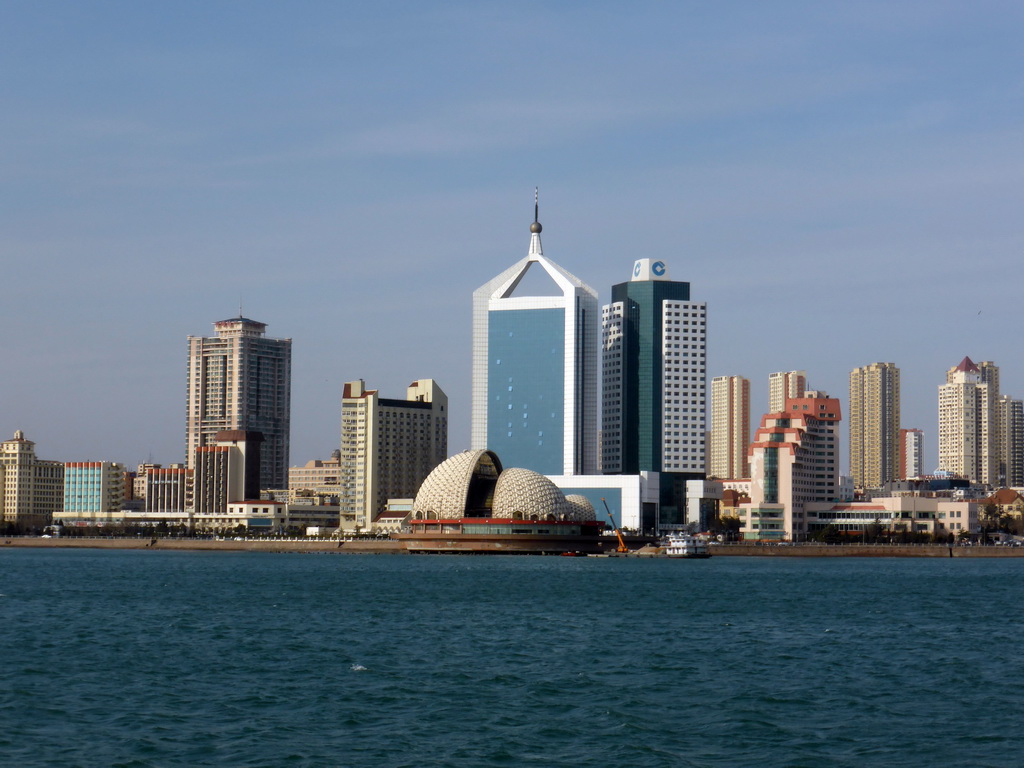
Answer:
[[710, 375, 750, 479], [768, 370, 807, 413], [471, 208, 597, 475], [340, 379, 448, 531], [938, 356, 996, 484], [186, 316, 292, 491], [849, 362, 900, 490], [602, 258, 707, 524]]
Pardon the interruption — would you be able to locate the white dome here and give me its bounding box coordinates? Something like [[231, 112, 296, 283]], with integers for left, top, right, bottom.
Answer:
[[412, 450, 502, 520], [491, 468, 568, 521], [563, 495, 596, 522]]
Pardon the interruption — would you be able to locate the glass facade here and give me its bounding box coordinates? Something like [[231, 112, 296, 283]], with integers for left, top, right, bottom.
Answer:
[[488, 309, 565, 474], [764, 447, 779, 503], [607, 280, 690, 474]]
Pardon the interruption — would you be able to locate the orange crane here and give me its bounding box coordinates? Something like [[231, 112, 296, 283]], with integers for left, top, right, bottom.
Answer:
[[601, 497, 630, 554]]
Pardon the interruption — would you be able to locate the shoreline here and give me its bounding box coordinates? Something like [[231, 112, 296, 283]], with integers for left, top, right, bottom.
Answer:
[[3, 537, 1024, 557], [709, 543, 1024, 558], [0, 537, 406, 554]]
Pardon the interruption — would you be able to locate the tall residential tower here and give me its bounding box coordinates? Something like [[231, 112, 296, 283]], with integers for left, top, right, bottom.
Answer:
[[938, 357, 996, 485], [768, 371, 807, 413], [710, 375, 750, 480], [849, 362, 900, 490], [186, 316, 292, 491]]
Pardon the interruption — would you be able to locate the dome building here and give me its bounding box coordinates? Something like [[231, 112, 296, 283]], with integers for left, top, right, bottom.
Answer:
[[400, 450, 610, 553]]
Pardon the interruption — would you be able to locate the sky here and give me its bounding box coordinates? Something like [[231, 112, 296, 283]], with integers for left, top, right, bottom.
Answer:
[[3, 1, 1023, 473]]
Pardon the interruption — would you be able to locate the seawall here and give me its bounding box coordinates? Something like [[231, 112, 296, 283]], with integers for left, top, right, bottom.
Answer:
[[710, 543, 1024, 557], [0, 537, 407, 554]]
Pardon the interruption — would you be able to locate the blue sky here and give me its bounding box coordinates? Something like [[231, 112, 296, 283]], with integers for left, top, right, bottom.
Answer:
[[3, 1, 1023, 473]]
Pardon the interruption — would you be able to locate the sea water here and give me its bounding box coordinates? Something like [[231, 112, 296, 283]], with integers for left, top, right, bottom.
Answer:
[[1, 549, 1023, 767]]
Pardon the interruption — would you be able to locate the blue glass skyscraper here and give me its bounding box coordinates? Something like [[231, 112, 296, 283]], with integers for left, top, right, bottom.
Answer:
[[472, 212, 598, 475]]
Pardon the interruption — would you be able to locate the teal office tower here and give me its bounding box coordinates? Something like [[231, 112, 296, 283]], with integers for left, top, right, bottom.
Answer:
[[602, 259, 707, 528]]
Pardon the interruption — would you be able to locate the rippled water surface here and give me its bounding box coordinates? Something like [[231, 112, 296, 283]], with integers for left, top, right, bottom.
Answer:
[[2, 549, 1024, 767]]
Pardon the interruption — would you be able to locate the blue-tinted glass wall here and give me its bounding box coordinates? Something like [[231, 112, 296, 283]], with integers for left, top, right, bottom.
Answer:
[[487, 308, 565, 474]]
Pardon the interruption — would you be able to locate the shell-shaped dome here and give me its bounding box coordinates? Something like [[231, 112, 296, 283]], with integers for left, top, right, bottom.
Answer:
[[413, 450, 502, 520], [491, 468, 568, 521], [563, 495, 596, 522]]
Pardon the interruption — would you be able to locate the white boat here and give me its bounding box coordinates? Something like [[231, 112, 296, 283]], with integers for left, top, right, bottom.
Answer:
[[664, 533, 711, 558]]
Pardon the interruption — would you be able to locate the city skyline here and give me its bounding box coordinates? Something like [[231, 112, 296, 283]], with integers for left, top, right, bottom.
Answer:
[[3, 3, 1024, 471]]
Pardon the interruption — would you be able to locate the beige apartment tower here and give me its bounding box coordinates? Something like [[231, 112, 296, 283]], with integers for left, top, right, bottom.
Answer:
[[710, 376, 750, 479], [849, 362, 900, 490], [768, 370, 807, 413], [186, 316, 291, 491], [340, 379, 448, 531], [938, 357, 997, 485]]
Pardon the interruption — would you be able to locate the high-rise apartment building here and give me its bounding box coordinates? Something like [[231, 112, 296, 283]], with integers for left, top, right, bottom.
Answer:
[[938, 357, 996, 484], [995, 395, 1023, 487], [849, 362, 900, 490], [62, 461, 126, 525], [743, 393, 841, 540], [186, 316, 291, 491], [471, 211, 597, 475], [768, 370, 807, 414], [601, 258, 707, 526], [899, 428, 925, 480], [0, 431, 64, 530], [340, 379, 448, 531], [709, 375, 749, 480]]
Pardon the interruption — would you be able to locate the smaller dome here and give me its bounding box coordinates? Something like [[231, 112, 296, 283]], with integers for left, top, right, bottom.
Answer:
[[530, 221, 542, 234], [492, 468, 567, 521], [564, 495, 596, 522]]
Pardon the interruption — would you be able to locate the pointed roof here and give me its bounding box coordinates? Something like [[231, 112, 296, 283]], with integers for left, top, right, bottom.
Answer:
[[955, 356, 980, 373], [474, 203, 596, 302]]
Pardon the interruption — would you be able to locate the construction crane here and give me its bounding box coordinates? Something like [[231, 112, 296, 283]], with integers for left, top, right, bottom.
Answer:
[[601, 497, 630, 554]]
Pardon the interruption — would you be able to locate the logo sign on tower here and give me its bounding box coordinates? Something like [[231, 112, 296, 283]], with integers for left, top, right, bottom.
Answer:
[[630, 259, 671, 282]]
